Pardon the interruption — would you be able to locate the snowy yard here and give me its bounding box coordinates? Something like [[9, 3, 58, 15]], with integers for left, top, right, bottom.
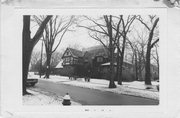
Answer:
[[23, 89, 81, 105], [28, 73, 159, 100]]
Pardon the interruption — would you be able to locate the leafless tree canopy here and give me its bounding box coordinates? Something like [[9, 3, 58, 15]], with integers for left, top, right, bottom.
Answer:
[[33, 15, 77, 78]]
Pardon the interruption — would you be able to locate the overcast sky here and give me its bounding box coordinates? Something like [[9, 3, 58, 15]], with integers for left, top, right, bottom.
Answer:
[[33, 16, 102, 53], [32, 15, 151, 52]]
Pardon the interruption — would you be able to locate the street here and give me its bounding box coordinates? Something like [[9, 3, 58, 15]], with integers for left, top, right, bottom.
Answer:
[[32, 79, 159, 105]]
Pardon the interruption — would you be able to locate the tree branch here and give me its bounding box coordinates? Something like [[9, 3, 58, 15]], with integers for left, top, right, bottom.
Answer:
[[136, 16, 150, 31], [89, 32, 109, 50], [32, 15, 52, 46], [150, 38, 159, 49], [78, 25, 108, 35]]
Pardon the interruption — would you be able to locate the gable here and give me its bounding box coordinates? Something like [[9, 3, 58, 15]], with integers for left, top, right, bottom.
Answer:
[[69, 48, 84, 57], [62, 48, 73, 58]]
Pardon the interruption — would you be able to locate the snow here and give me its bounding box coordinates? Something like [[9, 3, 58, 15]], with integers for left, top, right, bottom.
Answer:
[[23, 89, 81, 105], [29, 73, 159, 100]]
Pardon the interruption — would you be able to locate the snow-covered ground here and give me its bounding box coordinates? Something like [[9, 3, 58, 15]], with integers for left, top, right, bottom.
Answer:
[[28, 73, 159, 100], [23, 89, 81, 105]]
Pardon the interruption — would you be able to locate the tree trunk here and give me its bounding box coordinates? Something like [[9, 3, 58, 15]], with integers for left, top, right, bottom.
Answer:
[[22, 15, 52, 95], [116, 53, 120, 82], [118, 35, 126, 85], [45, 52, 52, 79], [104, 15, 116, 88], [23, 45, 33, 95], [118, 56, 123, 85], [134, 51, 138, 80], [116, 38, 120, 83], [22, 15, 32, 95], [145, 47, 152, 85], [144, 17, 159, 85], [109, 46, 116, 88]]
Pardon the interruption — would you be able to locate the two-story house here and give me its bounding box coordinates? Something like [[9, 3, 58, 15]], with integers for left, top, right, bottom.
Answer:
[[61, 48, 85, 77], [59, 45, 158, 81]]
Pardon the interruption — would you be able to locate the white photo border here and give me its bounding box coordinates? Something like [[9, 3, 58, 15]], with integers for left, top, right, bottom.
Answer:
[[1, 7, 168, 117]]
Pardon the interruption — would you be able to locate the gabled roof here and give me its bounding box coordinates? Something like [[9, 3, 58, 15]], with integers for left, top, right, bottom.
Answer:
[[101, 61, 133, 67], [68, 48, 84, 57], [62, 45, 109, 59], [83, 45, 109, 59], [55, 60, 63, 68], [62, 48, 84, 58]]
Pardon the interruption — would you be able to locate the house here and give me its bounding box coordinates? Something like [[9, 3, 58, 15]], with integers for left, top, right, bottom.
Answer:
[[100, 61, 135, 81], [83, 46, 109, 78], [61, 48, 86, 77], [60, 46, 109, 78], [59, 45, 159, 81], [51, 60, 64, 75], [62, 48, 84, 66]]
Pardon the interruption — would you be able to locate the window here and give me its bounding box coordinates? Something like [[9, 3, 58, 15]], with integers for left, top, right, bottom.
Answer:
[[68, 57, 70, 62], [97, 57, 103, 62], [63, 57, 71, 65]]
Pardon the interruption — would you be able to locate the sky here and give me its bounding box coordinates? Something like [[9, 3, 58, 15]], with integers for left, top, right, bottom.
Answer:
[[33, 16, 101, 53], [33, 15, 150, 50]]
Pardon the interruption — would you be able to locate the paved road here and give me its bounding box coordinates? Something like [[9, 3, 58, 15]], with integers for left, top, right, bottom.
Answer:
[[33, 79, 159, 105]]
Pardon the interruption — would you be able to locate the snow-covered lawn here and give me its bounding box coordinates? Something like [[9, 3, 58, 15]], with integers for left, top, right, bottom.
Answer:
[[23, 89, 81, 105], [28, 73, 159, 100]]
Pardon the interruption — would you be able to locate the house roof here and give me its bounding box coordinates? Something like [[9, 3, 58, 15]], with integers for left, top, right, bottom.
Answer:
[[83, 45, 109, 59], [62, 45, 109, 59], [55, 60, 63, 68], [101, 60, 132, 66], [68, 48, 84, 57]]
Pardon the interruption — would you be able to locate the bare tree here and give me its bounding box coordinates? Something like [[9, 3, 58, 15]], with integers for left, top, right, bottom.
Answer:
[[113, 15, 136, 85], [23, 15, 52, 95], [29, 50, 41, 71], [79, 15, 118, 88], [127, 39, 139, 80], [33, 16, 75, 78], [131, 27, 148, 80], [137, 15, 159, 85], [79, 15, 136, 86], [104, 15, 117, 88]]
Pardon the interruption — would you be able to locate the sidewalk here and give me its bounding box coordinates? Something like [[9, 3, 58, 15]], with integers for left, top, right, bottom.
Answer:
[[29, 74, 159, 100]]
